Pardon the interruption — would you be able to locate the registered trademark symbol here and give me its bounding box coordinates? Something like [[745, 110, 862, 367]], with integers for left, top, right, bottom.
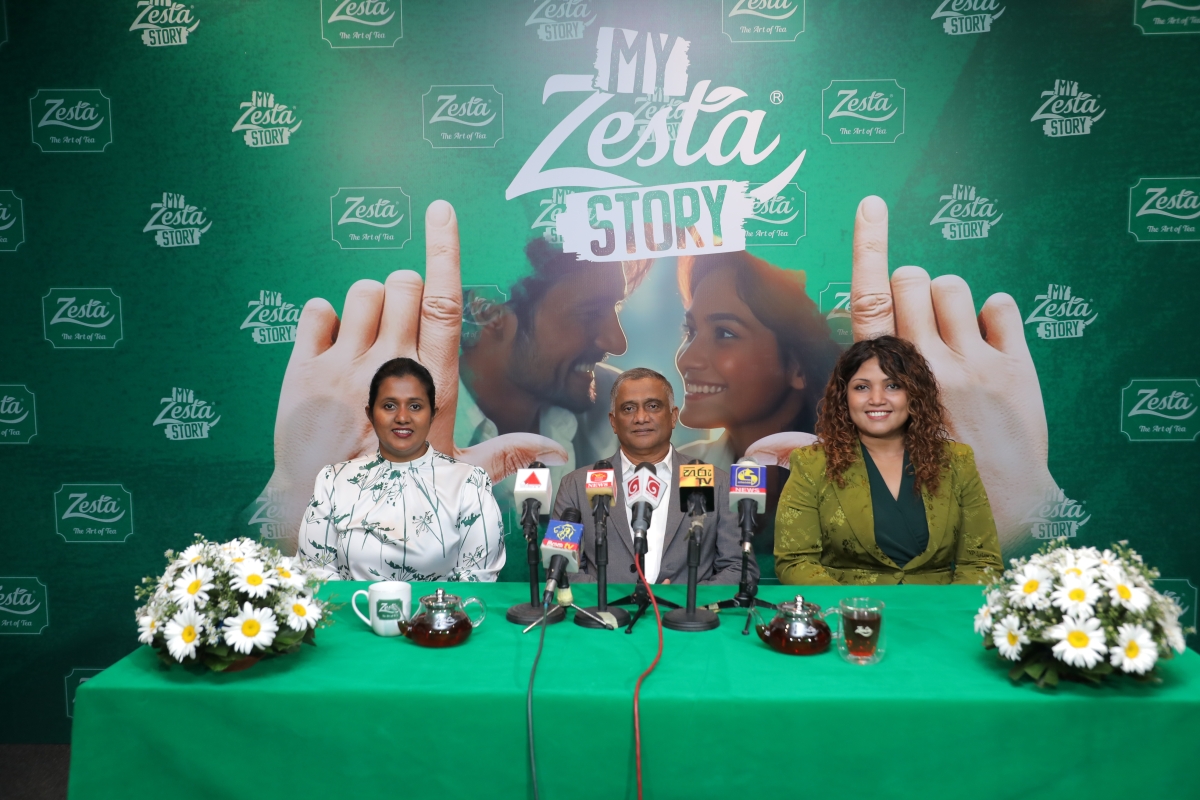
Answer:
[[769, 90, 784, 105]]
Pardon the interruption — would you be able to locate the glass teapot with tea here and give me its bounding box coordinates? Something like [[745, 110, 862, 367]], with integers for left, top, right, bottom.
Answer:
[[755, 595, 832, 655], [399, 588, 486, 648]]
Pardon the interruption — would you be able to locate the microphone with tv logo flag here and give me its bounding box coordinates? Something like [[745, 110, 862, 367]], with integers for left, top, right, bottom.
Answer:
[[709, 458, 777, 627], [506, 462, 568, 627]]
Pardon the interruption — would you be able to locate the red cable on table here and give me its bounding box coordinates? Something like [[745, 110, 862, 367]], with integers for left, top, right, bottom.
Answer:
[[631, 558, 664, 800]]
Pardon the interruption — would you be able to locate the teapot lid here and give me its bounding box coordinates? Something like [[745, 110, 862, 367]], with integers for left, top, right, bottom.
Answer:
[[418, 587, 460, 609], [778, 595, 817, 618]]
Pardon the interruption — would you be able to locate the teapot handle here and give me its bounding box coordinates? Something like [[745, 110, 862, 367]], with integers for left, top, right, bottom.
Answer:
[[823, 607, 843, 640], [462, 596, 487, 628]]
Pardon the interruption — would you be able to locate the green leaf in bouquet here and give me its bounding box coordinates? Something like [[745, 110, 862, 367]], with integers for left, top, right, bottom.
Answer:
[[1037, 666, 1059, 689]]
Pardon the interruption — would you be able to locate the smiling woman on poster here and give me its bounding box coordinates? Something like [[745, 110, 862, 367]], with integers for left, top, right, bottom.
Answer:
[[675, 251, 842, 465], [774, 336, 1002, 586], [296, 357, 506, 582]]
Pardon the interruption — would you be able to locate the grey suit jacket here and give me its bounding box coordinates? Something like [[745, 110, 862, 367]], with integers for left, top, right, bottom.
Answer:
[[551, 449, 752, 585]]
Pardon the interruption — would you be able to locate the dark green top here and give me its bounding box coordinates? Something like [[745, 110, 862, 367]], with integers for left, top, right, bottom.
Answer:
[[860, 447, 930, 568]]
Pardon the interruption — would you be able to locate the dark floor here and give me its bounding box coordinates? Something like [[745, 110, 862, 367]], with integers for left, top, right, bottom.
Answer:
[[0, 746, 70, 800]]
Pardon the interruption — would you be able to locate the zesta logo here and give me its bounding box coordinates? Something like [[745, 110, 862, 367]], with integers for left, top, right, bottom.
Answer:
[[232, 92, 301, 148], [526, 0, 597, 42], [130, 0, 199, 47], [506, 26, 802, 199], [44, 288, 123, 349], [1120, 379, 1200, 442], [821, 80, 906, 144], [1023, 488, 1091, 541], [30, 90, 113, 153], [321, 0, 402, 47], [144, 193, 210, 248], [422, 86, 504, 149], [722, 0, 804, 43], [1023, 284, 1097, 340], [55, 484, 135, 543], [931, 0, 1004, 35], [241, 291, 299, 345], [532, 188, 573, 244], [929, 184, 1002, 241], [1128, 178, 1200, 242], [1032, 79, 1105, 138], [154, 387, 220, 441]]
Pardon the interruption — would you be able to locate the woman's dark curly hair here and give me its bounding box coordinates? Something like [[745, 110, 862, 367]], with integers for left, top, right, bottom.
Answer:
[[816, 336, 950, 494]]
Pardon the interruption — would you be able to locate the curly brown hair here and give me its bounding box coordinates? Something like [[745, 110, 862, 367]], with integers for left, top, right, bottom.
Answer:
[[816, 336, 950, 494]]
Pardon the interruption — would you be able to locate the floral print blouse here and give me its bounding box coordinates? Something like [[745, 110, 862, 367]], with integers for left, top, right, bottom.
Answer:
[[297, 447, 505, 582]]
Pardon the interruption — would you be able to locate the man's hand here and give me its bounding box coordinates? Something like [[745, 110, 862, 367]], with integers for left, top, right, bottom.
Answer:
[[263, 201, 567, 553], [851, 196, 1053, 553]]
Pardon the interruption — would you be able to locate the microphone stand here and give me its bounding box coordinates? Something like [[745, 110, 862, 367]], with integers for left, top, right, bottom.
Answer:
[[663, 495, 719, 631], [709, 498, 777, 634], [609, 530, 680, 634], [576, 495, 630, 629], [506, 498, 566, 626]]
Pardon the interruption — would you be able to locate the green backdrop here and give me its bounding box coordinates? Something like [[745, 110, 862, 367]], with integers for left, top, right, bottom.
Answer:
[[2, 0, 1199, 743]]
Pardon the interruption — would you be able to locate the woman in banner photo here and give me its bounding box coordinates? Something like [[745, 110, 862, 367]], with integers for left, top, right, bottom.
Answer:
[[297, 357, 506, 582], [674, 250, 842, 465], [774, 336, 1002, 586]]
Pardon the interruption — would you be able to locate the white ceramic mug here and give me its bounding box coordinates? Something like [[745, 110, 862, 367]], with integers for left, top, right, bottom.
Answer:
[[352, 581, 412, 637]]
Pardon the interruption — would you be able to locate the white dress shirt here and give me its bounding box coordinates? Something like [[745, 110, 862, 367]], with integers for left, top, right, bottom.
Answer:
[[620, 449, 673, 583], [297, 447, 506, 582]]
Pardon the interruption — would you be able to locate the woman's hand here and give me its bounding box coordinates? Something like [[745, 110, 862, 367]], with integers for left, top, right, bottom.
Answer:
[[260, 201, 567, 552], [849, 196, 1054, 554]]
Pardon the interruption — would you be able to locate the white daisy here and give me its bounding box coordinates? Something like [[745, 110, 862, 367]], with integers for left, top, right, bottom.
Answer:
[[1050, 575, 1102, 617], [164, 608, 204, 662], [137, 614, 160, 645], [1162, 618, 1187, 654], [1007, 565, 1052, 609], [223, 602, 278, 654], [1047, 615, 1108, 669], [179, 543, 206, 565], [171, 565, 215, 608], [1101, 571, 1151, 613], [1110, 624, 1157, 674], [273, 557, 306, 591], [284, 596, 322, 631], [992, 615, 1029, 661], [973, 604, 994, 635], [231, 559, 277, 599], [1056, 550, 1100, 580]]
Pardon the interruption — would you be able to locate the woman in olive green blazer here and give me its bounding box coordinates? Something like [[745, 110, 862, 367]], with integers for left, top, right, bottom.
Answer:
[[775, 336, 1002, 586]]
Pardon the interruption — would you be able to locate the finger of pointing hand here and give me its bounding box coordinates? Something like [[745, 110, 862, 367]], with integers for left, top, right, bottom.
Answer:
[[890, 266, 939, 350], [458, 435, 570, 484], [376, 270, 424, 354], [979, 292, 1032, 358], [418, 200, 464, 369], [291, 297, 339, 361], [851, 195, 896, 341], [334, 279, 385, 358], [930, 275, 982, 354]]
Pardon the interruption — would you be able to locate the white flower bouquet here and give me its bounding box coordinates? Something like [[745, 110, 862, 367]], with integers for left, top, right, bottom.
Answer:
[[134, 535, 331, 672], [976, 540, 1191, 688]]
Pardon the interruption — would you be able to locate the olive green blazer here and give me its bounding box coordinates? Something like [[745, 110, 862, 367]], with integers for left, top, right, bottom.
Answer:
[[774, 441, 1002, 586]]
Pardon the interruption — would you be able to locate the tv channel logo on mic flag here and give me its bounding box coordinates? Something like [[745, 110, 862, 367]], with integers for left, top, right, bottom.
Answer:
[[545, 520, 583, 552], [733, 465, 767, 494], [679, 463, 715, 488]]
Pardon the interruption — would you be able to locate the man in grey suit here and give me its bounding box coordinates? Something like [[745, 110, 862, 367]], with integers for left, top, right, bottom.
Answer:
[[552, 367, 752, 585]]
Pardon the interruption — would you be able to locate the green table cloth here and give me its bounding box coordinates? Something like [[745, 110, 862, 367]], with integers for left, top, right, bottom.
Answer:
[[68, 583, 1200, 800]]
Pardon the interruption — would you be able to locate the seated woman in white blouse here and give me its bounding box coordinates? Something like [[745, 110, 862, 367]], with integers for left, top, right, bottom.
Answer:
[[297, 357, 506, 582]]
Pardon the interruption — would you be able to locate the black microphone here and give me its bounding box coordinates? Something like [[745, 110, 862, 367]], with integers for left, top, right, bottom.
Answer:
[[625, 462, 664, 556], [542, 507, 583, 605]]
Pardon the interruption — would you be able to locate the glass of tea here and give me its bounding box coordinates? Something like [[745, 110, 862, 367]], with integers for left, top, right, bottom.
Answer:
[[828, 597, 886, 665]]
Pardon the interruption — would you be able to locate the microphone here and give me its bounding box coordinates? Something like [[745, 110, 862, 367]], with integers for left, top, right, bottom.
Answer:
[[729, 459, 767, 513], [625, 462, 664, 556], [678, 459, 715, 514], [730, 458, 768, 551], [514, 461, 552, 533], [584, 461, 615, 510], [541, 507, 583, 604]]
